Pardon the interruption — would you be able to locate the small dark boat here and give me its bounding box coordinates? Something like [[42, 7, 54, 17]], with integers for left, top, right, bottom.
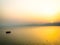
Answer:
[[6, 31, 11, 34]]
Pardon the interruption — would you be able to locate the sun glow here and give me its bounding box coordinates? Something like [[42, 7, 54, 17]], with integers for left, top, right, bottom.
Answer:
[[2, 0, 60, 23], [24, 0, 58, 17], [40, 7, 57, 17], [23, 0, 59, 22]]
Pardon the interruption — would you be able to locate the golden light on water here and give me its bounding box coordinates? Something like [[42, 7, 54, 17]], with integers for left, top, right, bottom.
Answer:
[[41, 28, 58, 42], [1, 26, 59, 45], [30, 26, 60, 43]]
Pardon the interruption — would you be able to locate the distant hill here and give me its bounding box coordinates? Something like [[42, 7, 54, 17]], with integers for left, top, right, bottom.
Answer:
[[25, 22, 60, 26], [43, 22, 60, 26], [0, 22, 60, 27]]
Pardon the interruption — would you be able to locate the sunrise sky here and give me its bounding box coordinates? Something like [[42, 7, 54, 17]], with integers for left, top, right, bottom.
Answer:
[[1, 0, 60, 24]]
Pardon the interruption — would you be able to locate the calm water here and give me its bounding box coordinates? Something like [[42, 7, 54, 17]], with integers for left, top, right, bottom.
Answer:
[[0, 26, 60, 45]]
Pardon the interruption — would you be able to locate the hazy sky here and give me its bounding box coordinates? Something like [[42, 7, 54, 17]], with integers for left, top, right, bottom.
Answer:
[[1, 0, 60, 24]]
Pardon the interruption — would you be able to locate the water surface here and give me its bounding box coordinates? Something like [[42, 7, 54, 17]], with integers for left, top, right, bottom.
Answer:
[[0, 26, 60, 45]]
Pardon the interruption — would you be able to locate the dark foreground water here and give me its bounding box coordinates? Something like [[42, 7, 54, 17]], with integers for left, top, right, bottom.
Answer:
[[0, 26, 60, 45]]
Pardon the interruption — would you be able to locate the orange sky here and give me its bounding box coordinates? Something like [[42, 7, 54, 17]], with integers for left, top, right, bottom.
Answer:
[[2, 0, 60, 24]]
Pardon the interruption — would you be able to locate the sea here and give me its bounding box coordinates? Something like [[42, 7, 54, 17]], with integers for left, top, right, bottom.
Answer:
[[0, 26, 60, 45]]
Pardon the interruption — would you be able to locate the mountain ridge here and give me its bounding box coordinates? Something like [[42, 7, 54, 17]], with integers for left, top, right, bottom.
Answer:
[[0, 22, 60, 27]]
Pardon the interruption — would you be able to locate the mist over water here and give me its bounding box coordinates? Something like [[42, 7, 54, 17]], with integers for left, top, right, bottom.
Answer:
[[0, 26, 60, 45], [1, 0, 60, 45]]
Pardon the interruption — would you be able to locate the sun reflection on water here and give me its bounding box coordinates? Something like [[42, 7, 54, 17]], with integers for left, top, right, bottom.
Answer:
[[2, 26, 60, 45]]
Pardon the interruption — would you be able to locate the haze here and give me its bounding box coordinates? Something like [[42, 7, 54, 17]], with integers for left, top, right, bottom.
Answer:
[[1, 0, 60, 24]]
